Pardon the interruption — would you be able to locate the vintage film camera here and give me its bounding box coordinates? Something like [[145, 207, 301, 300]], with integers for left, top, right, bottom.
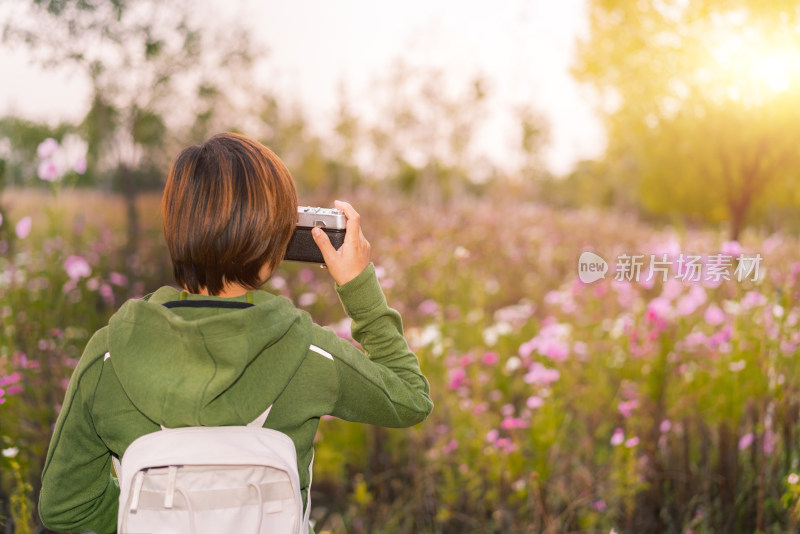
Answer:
[[284, 206, 346, 263]]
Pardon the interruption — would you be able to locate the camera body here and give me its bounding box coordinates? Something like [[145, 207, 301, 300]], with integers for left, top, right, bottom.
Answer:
[[284, 206, 346, 264]]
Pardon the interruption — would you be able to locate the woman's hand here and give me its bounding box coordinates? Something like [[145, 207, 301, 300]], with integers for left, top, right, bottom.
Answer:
[[312, 200, 371, 286]]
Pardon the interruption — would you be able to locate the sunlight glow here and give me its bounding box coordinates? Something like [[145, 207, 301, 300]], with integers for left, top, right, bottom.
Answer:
[[704, 19, 800, 107]]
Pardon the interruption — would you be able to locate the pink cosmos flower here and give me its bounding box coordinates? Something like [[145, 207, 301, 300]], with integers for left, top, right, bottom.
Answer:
[[704, 304, 725, 326], [540, 338, 569, 361], [99, 283, 114, 303], [625, 436, 640, 448], [442, 439, 458, 454], [618, 399, 639, 418], [610, 428, 625, 446], [37, 137, 59, 159], [447, 368, 467, 391], [15, 216, 32, 239], [109, 272, 128, 286], [495, 437, 518, 453], [64, 255, 91, 281], [501, 417, 529, 430], [526, 396, 544, 409], [472, 402, 488, 415], [720, 240, 742, 257], [660, 420, 672, 433], [523, 362, 560, 386], [418, 299, 440, 315], [519, 321, 571, 361], [0, 372, 21, 386], [74, 156, 87, 174], [646, 297, 672, 323], [742, 291, 767, 309], [482, 352, 499, 365], [299, 268, 314, 284], [682, 331, 708, 350], [738, 433, 754, 450], [38, 160, 61, 181], [676, 285, 707, 316], [661, 278, 684, 301], [763, 430, 777, 457]]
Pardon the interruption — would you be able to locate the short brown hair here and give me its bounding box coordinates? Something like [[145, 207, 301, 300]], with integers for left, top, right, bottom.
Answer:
[[162, 132, 297, 295]]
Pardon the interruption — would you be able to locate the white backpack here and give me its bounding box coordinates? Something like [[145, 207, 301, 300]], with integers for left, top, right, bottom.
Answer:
[[112, 404, 311, 534]]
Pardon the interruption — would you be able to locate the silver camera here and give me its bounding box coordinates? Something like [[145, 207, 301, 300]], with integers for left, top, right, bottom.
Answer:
[[284, 206, 346, 263]]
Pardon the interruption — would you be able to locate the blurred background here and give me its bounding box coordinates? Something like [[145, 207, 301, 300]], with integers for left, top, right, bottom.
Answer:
[[1, 1, 799, 532]]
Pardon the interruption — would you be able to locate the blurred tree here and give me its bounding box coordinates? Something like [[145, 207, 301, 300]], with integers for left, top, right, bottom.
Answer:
[[365, 60, 493, 202], [574, 0, 800, 240], [517, 104, 550, 180], [2, 0, 261, 268]]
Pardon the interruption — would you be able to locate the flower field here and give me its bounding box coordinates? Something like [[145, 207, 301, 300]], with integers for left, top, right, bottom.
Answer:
[[1, 188, 799, 533]]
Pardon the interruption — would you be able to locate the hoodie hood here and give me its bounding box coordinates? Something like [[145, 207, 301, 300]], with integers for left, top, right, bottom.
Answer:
[[107, 286, 311, 428]]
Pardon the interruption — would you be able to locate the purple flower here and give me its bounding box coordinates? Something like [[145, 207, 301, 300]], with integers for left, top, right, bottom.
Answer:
[[15, 216, 32, 239], [64, 255, 91, 281], [37, 137, 59, 159]]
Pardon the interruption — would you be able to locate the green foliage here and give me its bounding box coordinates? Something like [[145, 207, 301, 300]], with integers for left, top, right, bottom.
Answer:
[[575, 0, 800, 239]]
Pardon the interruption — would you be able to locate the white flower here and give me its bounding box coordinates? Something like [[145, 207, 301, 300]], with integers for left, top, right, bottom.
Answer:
[[2, 447, 19, 458]]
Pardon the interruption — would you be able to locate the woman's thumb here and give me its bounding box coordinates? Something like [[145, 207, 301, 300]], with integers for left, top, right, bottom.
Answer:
[[312, 226, 335, 260]]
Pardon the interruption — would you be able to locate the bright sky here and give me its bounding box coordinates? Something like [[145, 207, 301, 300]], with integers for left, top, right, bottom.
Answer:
[[0, 0, 605, 175]]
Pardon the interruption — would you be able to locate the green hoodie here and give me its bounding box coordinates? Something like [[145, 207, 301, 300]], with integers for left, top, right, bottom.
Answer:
[[39, 264, 433, 533]]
